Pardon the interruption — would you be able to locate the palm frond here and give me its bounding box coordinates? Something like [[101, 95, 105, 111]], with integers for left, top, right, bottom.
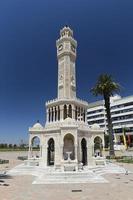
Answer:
[[90, 74, 121, 97]]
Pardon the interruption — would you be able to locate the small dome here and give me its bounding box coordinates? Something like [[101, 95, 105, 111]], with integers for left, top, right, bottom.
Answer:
[[65, 117, 72, 121], [63, 117, 77, 126], [33, 122, 43, 129], [91, 123, 100, 130], [64, 117, 75, 123]]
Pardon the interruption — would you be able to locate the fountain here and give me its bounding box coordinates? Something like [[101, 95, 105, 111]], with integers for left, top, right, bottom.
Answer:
[[66, 151, 72, 161], [62, 151, 78, 171]]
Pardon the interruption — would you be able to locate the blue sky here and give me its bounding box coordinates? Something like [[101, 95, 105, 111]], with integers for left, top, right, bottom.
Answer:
[[0, 0, 133, 144]]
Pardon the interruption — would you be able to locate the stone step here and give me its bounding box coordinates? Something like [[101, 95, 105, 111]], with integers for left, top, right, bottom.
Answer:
[[41, 174, 97, 178], [33, 175, 106, 184]]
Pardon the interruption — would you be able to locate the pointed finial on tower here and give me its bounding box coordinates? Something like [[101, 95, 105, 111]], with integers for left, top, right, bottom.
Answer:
[[60, 25, 73, 37]]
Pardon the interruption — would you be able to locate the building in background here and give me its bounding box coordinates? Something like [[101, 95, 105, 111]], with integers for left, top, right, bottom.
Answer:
[[87, 95, 133, 147]]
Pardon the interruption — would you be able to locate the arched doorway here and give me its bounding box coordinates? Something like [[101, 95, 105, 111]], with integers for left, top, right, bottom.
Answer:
[[47, 138, 55, 166], [63, 134, 75, 160], [81, 138, 87, 165], [94, 136, 103, 157], [31, 136, 40, 158]]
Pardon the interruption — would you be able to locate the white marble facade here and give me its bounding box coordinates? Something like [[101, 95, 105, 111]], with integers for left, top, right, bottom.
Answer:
[[28, 26, 104, 170]]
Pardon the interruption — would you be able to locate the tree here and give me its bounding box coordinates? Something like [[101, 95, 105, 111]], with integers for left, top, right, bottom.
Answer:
[[13, 144, 17, 149], [0, 143, 8, 148], [9, 144, 13, 148], [4, 143, 8, 148], [91, 74, 120, 157]]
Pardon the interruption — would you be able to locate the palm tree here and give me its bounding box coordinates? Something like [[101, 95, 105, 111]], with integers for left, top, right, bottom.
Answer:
[[91, 74, 120, 157]]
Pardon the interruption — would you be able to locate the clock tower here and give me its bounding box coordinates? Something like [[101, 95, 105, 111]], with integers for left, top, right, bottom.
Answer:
[[45, 26, 88, 123], [56, 26, 77, 99], [28, 26, 104, 170]]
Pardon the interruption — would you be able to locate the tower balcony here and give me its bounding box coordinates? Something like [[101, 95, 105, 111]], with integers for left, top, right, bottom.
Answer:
[[46, 98, 88, 108], [45, 98, 88, 124]]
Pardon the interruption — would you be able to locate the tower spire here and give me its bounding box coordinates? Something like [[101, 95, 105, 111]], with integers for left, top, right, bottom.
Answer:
[[56, 26, 77, 99]]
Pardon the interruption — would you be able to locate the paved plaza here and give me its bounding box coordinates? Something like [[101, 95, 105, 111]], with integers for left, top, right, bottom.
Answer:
[[0, 151, 133, 200]]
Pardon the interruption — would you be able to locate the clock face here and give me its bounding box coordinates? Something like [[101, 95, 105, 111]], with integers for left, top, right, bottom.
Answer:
[[58, 44, 63, 51], [71, 44, 76, 52]]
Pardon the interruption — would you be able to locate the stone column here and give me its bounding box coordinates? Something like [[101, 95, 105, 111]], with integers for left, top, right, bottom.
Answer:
[[28, 145, 31, 159], [54, 139, 57, 163], [60, 144, 63, 160], [40, 145, 42, 157], [55, 138, 60, 166], [74, 144, 78, 171], [72, 105, 75, 119], [46, 109, 49, 123], [41, 144, 48, 167], [87, 139, 94, 166], [60, 105, 64, 120], [74, 144, 78, 161], [53, 107, 55, 122], [92, 143, 95, 156], [78, 139, 82, 163], [60, 144, 64, 171]]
